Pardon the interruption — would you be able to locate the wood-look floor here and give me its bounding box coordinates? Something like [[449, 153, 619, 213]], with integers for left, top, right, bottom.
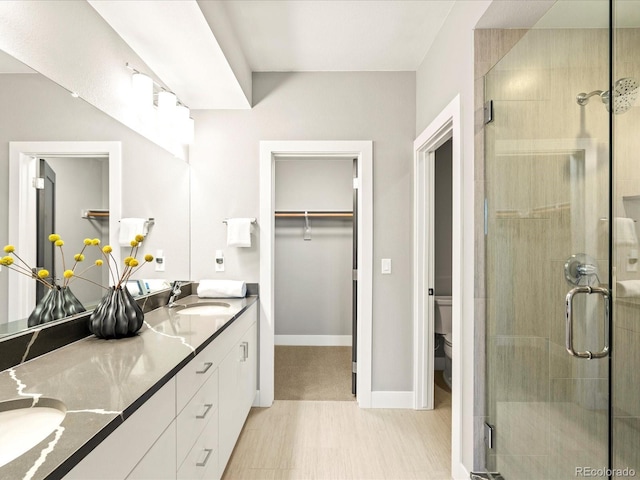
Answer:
[[222, 371, 452, 479]]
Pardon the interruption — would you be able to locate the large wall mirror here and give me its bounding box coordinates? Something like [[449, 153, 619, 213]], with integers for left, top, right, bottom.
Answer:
[[0, 49, 191, 339]]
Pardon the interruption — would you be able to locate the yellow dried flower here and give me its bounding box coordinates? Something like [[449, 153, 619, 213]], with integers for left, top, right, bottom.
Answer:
[[55, 240, 64, 247], [63, 270, 74, 279], [83, 238, 92, 246], [0, 256, 14, 266], [37, 269, 49, 279], [129, 259, 139, 267], [3, 245, 15, 253], [102, 245, 113, 254], [135, 234, 145, 243], [144, 254, 154, 262], [95, 259, 103, 266], [124, 256, 133, 266], [92, 238, 101, 246], [48, 234, 60, 242], [130, 240, 139, 248], [74, 254, 85, 262]]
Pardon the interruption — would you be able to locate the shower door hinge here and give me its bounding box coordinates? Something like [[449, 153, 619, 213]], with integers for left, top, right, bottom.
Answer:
[[484, 100, 494, 125], [352, 269, 358, 281], [352, 362, 357, 374], [353, 177, 359, 189], [484, 422, 495, 449], [32, 177, 44, 190]]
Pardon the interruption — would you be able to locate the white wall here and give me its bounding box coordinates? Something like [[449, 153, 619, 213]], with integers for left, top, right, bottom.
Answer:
[[191, 71, 415, 391], [415, 0, 491, 474]]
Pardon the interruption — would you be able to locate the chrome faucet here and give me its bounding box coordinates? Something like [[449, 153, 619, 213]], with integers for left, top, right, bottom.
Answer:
[[166, 281, 182, 307]]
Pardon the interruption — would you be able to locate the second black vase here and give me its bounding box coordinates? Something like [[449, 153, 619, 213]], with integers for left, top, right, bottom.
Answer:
[[28, 286, 86, 327]]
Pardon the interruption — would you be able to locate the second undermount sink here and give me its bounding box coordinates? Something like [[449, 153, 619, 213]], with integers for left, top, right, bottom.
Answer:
[[176, 302, 231, 316], [0, 397, 66, 468]]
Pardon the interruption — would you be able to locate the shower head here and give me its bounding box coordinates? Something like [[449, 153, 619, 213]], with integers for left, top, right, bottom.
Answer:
[[576, 77, 639, 114]]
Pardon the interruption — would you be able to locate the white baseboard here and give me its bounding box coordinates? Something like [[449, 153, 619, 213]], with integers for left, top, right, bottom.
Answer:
[[275, 335, 352, 346], [370, 391, 414, 409]]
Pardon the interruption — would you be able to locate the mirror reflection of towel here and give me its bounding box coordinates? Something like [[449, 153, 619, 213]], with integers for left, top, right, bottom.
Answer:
[[617, 280, 640, 298], [226, 218, 252, 247], [615, 217, 638, 246], [119, 218, 146, 246]]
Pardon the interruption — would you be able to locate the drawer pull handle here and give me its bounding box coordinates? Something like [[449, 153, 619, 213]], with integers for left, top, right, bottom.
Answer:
[[196, 448, 213, 467], [196, 362, 213, 374], [240, 342, 248, 362], [196, 403, 214, 419]]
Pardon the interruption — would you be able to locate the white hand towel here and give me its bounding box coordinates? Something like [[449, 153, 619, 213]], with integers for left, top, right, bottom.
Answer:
[[617, 280, 640, 298], [198, 280, 247, 298], [226, 218, 252, 247], [615, 217, 638, 246], [119, 218, 147, 246]]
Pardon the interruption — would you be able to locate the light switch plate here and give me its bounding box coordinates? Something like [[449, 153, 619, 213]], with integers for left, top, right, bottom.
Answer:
[[381, 258, 392, 274]]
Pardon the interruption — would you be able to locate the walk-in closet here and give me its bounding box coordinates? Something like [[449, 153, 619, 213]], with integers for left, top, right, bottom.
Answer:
[[274, 156, 356, 401]]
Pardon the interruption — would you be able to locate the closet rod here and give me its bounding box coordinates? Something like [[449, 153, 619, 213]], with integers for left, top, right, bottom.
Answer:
[[275, 211, 353, 218]]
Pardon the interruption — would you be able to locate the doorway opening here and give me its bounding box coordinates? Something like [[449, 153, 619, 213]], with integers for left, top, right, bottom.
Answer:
[[414, 95, 467, 477], [259, 140, 373, 408], [273, 156, 356, 401], [8, 141, 121, 322]]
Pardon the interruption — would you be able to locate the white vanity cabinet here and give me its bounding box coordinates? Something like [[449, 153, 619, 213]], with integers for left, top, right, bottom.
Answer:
[[64, 300, 258, 480]]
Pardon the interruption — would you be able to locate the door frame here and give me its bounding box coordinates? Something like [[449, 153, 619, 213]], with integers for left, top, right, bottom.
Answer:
[[413, 95, 465, 472], [259, 140, 373, 408], [8, 141, 121, 321]]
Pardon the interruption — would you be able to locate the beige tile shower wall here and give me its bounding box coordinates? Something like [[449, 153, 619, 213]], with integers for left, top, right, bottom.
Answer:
[[613, 27, 640, 475], [478, 27, 615, 477]]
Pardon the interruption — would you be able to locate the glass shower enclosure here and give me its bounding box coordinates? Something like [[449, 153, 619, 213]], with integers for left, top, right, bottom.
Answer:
[[483, 0, 640, 478]]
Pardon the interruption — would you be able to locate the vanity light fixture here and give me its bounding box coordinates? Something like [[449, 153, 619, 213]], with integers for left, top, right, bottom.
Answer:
[[126, 63, 195, 145]]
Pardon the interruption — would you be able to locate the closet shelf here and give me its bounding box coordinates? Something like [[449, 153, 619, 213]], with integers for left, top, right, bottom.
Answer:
[[275, 211, 353, 218], [81, 209, 109, 219]]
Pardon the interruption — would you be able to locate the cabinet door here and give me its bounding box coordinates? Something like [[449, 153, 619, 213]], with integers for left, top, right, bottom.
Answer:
[[218, 304, 257, 477], [65, 378, 176, 480], [127, 421, 176, 480]]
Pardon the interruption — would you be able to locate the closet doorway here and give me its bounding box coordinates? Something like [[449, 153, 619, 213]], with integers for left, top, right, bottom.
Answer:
[[273, 157, 356, 401], [259, 140, 373, 409]]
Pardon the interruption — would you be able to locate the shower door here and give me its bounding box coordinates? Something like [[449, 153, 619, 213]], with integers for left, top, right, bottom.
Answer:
[[483, 1, 613, 478]]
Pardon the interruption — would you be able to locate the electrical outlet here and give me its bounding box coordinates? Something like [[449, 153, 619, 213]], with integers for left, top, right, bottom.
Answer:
[[155, 249, 165, 272], [215, 250, 225, 272]]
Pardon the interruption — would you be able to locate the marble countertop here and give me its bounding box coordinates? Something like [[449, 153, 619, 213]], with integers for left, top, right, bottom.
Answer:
[[0, 295, 258, 480]]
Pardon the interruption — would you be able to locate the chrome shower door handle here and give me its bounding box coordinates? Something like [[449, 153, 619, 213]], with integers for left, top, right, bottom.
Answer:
[[565, 286, 610, 359]]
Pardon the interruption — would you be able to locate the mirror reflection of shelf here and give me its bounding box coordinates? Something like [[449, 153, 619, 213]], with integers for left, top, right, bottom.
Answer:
[[275, 210, 353, 218], [81, 209, 109, 219]]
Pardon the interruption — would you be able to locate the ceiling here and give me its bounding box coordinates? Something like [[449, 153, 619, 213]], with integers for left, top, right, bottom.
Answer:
[[217, 0, 455, 72], [89, 0, 456, 109]]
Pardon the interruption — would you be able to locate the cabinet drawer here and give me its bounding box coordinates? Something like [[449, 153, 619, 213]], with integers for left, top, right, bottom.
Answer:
[[176, 369, 218, 467], [176, 305, 256, 413], [177, 413, 219, 480]]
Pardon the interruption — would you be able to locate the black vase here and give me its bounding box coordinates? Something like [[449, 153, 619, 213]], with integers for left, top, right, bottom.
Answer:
[[89, 286, 144, 339], [28, 286, 86, 327]]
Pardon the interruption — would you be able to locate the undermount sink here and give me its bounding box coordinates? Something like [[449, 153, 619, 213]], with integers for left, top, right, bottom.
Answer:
[[0, 397, 66, 468], [175, 302, 231, 316]]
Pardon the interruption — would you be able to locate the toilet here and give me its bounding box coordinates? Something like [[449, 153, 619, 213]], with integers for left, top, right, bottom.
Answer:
[[434, 296, 452, 389]]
